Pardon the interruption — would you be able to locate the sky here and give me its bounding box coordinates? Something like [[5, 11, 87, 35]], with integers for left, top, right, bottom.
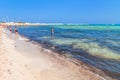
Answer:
[[0, 0, 120, 23]]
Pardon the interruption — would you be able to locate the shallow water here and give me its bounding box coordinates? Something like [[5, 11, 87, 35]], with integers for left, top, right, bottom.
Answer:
[[17, 24, 120, 79]]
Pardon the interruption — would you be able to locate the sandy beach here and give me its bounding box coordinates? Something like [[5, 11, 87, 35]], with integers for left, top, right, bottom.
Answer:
[[0, 26, 115, 80]]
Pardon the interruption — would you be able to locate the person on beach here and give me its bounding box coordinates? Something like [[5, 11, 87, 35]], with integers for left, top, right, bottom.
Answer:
[[0, 26, 2, 44], [9, 26, 12, 33], [8, 26, 13, 38], [14, 26, 18, 35], [14, 27, 19, 47], [51, 27, 54, 39]]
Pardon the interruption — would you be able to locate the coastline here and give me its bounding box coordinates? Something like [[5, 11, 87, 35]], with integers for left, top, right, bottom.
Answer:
[[0, 22, 64, 27], [0, 26, 115, 80]]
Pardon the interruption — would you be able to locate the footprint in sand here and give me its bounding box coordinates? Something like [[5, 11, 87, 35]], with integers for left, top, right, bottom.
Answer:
[[10, 63, 12, 66], [25, 64, 27, 67], [25, 64, 29, 70], [7, 69, 11, 75], [5, 59, 7, 61]]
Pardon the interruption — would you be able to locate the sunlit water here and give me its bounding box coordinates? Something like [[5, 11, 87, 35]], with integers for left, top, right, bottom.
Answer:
[[17, 24, 120, 78]]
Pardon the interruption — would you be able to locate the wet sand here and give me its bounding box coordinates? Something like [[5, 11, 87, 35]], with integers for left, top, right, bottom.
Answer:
[[0, 26, 115, 80]]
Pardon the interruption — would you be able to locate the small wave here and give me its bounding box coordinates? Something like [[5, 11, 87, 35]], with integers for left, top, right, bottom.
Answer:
[[19, 36, 29, 41]]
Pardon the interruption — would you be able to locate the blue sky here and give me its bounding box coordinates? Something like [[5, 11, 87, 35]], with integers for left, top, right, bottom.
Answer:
[[0, 0, 120, 23]]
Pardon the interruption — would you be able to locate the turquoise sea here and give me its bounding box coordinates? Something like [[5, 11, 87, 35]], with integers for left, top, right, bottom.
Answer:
[[17, 24, 120, 79]]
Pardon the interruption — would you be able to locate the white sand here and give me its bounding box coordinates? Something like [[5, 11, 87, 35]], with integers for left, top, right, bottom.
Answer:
[[0, 26, 112, 80]]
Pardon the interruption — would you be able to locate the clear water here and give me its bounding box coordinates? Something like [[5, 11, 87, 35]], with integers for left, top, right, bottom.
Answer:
[[17, 24, 120, 78]]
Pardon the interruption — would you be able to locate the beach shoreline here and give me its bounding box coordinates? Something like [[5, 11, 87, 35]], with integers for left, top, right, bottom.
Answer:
[[28, 36, 117, 80], [0, 26, 116, 80]]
